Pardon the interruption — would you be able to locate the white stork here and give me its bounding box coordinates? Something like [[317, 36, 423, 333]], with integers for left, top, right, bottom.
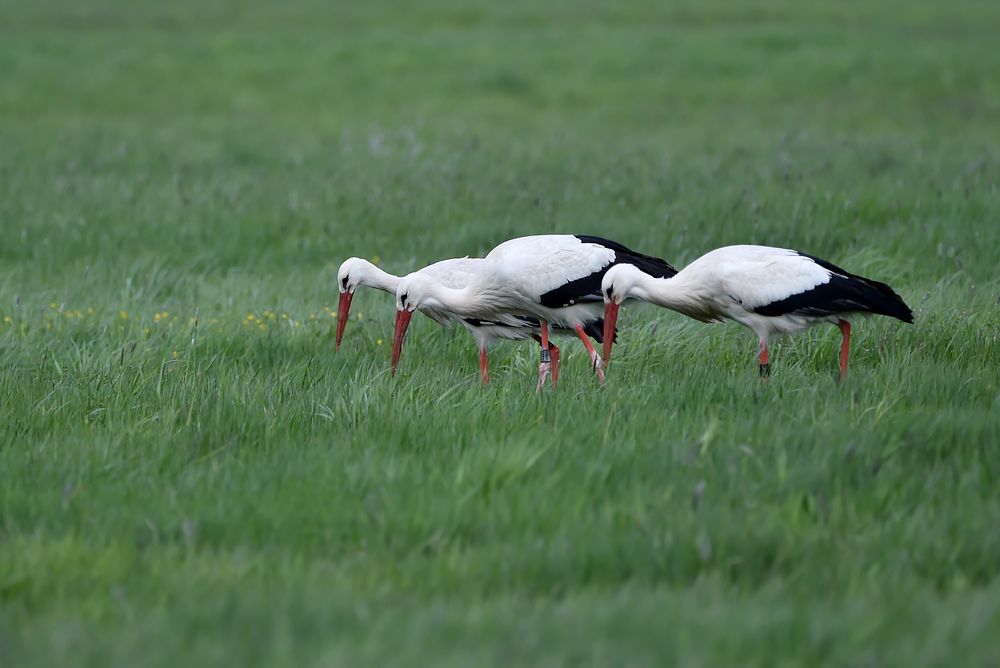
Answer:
[[336, 257, 477, 350], [391, 235, 676, 388], [600, 245, 913, 380], [336, 257, 588, 384]]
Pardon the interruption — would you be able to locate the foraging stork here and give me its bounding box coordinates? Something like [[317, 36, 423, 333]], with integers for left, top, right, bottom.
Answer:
[[600, 245, 913, 380], [336, 257, 477, 350], [391, 235, 676, 388], [336, 257, 593, 384]]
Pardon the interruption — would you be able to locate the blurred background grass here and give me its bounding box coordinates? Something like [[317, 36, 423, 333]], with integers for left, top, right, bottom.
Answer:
[[1, 1, 999, 666]]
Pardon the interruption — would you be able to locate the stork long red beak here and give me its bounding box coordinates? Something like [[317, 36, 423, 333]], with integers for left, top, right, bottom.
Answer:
[[603, 300, 620, 363], [335, 291, 354, 351], [391, 309, 413, 375]]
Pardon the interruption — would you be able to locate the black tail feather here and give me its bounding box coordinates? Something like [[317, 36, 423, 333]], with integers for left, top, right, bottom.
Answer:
[[575, 235, 678, 278], [548, 318, 615, 343], [755, 252, 914, 323], [854, 277, 913, 322], [801, 252, 913, 323]]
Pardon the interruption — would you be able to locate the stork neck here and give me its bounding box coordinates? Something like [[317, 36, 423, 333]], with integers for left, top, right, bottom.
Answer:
[[361, 265, 400, 294], [632, 271, 698, 312], [425, 282, 489, 317]]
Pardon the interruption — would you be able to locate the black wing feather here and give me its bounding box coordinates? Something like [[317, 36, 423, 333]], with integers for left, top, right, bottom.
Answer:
[[538, 235, 677, 309], [462, 316, 614, 343], [753, 252, 913, 323], [580, 317, 615, 344], [575, 235, 678, 280], [463, 315, 540, 328]]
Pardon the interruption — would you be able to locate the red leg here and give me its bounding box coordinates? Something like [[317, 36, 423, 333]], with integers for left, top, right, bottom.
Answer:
[[574, 325, 605, 384], [540, 321, 549, 349], [533, 333, 560, 389], [479, 347, 490, 385], [759, 339, 770, 377], [838, 320, 851, 382]]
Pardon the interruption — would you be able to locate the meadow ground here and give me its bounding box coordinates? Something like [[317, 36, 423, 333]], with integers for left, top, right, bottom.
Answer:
[[1, 0, 999, 665]]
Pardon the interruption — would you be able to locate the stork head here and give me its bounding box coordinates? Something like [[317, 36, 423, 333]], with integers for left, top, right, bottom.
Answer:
[[338, 257, 376, 295], [601, 264, 645, 362], [391, 273, 436, 375], [335, 257, 378, 350], [395, 273, 443, 312]]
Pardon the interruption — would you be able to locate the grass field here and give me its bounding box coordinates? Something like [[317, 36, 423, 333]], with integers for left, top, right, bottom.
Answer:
[[2, 0, 1000, 665]]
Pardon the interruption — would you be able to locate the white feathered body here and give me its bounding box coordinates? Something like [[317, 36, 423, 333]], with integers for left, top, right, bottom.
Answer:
[[613, 244, 912, 344], [477, 235, 614, 327], [341, 256, 543, 348]]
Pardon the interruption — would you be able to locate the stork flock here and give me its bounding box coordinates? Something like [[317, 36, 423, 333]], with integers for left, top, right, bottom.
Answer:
[[336, 235, 913, 388]]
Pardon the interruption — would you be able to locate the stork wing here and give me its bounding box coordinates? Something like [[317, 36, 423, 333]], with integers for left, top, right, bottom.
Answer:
[[719, 248, 833, 312], [484, 235, 616, 306], [706, 245, 906, 319], [749, 251, 913, 321]]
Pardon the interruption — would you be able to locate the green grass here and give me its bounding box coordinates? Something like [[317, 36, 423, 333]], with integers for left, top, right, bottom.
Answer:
[[2, 0, 1000, 665]]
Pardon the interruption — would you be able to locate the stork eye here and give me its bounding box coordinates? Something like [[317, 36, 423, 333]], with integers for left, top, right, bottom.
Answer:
[[341, 276, 349, 290], [400, 293, 408, 306]]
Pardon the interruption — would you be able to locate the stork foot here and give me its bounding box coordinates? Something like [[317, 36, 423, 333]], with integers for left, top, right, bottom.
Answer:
[[591, 351, 606, 385], [536, 347, 552, 392], [536, 362, 551, 392], [759, 363, 770, 378], [572, 324, 605, 385]]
